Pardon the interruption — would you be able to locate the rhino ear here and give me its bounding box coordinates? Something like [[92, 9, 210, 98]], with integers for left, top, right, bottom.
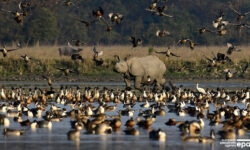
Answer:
[[124, 54, 131, 61], [114, 55, 120, 62]]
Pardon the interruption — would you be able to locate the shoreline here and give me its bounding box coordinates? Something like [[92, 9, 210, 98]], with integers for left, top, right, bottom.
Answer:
[[0, 75, 249, 83]]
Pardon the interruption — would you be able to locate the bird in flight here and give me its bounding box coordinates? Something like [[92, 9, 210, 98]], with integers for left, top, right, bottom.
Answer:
[[229, 2, 250, 21], [128, 36, 143, 48], [226, 43, 241, 55], [0, 43, 21, 57], [155, 47, 180, 57]]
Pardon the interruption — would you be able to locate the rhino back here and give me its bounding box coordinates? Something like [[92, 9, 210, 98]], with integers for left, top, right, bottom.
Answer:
[[128, 55, 166, 78], [58, 47, 75, 56], [139, 55, 166, 74]]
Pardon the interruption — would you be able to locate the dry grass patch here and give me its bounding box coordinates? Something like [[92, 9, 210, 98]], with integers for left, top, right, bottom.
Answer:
[[5, 45, 249, 62]]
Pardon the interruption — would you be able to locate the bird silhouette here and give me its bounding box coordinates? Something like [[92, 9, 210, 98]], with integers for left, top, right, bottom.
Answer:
[[128, 36, 143, 48], [155, 47, 180, 57]]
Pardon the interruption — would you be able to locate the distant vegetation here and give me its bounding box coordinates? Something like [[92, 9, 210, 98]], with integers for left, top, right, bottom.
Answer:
[[0, 0, 249, 46]]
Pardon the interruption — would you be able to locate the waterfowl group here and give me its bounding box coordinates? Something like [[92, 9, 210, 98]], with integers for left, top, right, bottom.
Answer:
[[0, 82, 248, 144]]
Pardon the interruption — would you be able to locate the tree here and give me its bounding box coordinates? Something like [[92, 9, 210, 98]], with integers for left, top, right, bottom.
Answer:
[[24, 8, 59, 45]]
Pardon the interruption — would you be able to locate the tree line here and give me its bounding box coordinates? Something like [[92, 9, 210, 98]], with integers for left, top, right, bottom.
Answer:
[[0, 0, 249, 46]]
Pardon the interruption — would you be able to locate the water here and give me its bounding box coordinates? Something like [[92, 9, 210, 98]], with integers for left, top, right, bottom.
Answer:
[[0, 82, 249, 150], [0, 102, 231, 150], [0, 81, 250, 88]]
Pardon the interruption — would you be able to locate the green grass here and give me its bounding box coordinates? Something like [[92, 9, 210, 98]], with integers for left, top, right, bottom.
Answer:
[[0, 45, 249, 80], [0, 57, 249, 81]]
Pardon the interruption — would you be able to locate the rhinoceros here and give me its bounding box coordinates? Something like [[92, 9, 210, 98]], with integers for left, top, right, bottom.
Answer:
[[114, 55, 166, 90], [58, 42, 83, 56]]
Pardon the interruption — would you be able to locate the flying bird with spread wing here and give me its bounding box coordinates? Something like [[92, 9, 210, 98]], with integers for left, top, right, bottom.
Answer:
[[128, 36, 143, 48], [226, 43, 241, 55], [229, 2, 250, 21], [0, 43, 21, 57], [155, 47, 180, 57]]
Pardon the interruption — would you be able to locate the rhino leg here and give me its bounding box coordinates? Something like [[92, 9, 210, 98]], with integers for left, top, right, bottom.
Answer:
[[160, 78, 166, 89], [124, 78, 131, 88], [135, 76, 142, 90], [58, 48, 62, 56]]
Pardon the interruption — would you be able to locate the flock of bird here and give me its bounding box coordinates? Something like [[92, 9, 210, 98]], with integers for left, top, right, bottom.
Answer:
[[0, 82, 249, 142], [0, 0, 249, 145]]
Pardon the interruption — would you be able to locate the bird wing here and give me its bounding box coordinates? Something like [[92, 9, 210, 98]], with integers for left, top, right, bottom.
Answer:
[[108, 13, 114, 19], [137, 39, 143, 44], [155, 30, 160, 36], [235, 48, 241, 52], [98, 51, 103, 56], [99, 7, 104, 15], [145, 8, 156, 12], [204, 56, 212, 62], [16, 42, 22, 48], [186, 68, 195, 72], [56, 68, 65, 71], [7, 48, 19, 52], [221, 21, 229, 26], [212, 21, 219, 28], [67, 41, 73, 48], [176, 40, 182, 45], [229, 4, 241, 15], [128, 36, 135, 42], [162, 6, 168, 11], [42, 75, 49, 80], [244, 24, 250, 28], [155, 51, 166, 55], [69, 70, 75, 73], [186, 38, 192, 42], [0, 8, 13, 14], [227, 43, 233, 48], [206, 29, 215, 33], [117, 13, 123, 18], [18, 2, 22, 10], [224, 69, 230, 73], [161, 12, 173, 17], [242, 63, 249, 73], [79, 19, 89, 24], [231, 70, 238, 74], [170, 52, 180, 57]]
